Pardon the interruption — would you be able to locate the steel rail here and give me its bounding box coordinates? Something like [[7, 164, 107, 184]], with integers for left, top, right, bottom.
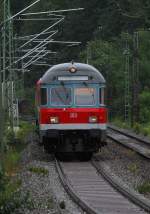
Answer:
[[55, 159, 98, 214], [107, 125, 150, 159], [92, 157, 150, 213], [108, 125, 150, 146]]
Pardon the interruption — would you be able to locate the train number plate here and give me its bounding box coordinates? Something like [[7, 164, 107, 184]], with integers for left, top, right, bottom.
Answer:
[[69, 113, 78, 118]]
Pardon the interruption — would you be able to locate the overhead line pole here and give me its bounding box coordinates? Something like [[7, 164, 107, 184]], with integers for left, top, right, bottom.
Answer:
[[131, 31, 140, 125], [0, 0, 42, 148], [124, 32, 131, 124], [0, 33, 4, 163]]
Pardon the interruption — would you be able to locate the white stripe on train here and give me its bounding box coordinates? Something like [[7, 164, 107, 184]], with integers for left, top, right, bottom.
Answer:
[[40, 123, 107, 130]]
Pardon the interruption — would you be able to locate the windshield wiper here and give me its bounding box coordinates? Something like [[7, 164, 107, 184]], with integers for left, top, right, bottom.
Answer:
[[61, 81, 69, 99], [55, 88, 67, 105]]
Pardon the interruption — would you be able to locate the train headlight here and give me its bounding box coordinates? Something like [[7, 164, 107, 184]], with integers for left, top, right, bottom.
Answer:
[[50, 116, 59, 124], [89, 116, 98, 123], [69, 66, 77, 73]]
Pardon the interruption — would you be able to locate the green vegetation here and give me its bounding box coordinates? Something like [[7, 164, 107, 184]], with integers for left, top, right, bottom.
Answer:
[[0, 171, 35, 214], [137, 181, 150, 194], [15, 121, 35, 143], [46, 197, 54, 209], [112, 118, 150, 137], [28, 166, 49, 176], [4, 150, 21, 177], [0, 121, 35, 213], [128, 163, 139, 174]]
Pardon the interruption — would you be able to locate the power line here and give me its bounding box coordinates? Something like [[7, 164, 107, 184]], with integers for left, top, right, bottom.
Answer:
[[20, 8, 84, 16]]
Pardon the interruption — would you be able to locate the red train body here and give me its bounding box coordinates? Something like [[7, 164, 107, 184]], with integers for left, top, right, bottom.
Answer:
[[35, 62, 107, 159]]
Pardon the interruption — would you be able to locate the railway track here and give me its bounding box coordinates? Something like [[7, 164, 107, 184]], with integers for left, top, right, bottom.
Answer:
[[55, 158, 150, 214], [107, 125, 150, 159]]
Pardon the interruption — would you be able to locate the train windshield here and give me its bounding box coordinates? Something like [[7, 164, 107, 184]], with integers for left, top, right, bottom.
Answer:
[[51, 86, 72, 106], [75, 88, 96, 106]]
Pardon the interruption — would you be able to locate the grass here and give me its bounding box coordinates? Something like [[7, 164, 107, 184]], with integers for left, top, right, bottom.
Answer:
[[0, 176, 23, 214], [137, 181, 150, 194], [3, 149, 21, 177], [0, 187, 35, 214], [15, 121, 35, 143], [112, 118, 150, 137], [122, 149, 136, 157], [0, 119, 36, 213], [28, 166, 49, 176], [111, 117, 131, 129], [127, 163, 139, 174], [46, 197, 54, 209]]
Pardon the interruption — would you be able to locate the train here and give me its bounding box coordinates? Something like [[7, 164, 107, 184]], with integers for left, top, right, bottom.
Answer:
[[35, 62, 107, 159]]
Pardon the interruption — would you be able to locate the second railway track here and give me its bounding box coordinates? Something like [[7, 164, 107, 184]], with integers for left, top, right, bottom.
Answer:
[[107, 125, 150, 159], [55, 158, 150, 214]]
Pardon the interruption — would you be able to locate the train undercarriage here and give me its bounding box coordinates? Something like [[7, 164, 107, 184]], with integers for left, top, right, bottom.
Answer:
[[40, 129, 107, 160]]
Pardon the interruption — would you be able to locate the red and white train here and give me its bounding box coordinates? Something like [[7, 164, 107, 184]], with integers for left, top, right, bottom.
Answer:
[[35, 62, 107, 159]]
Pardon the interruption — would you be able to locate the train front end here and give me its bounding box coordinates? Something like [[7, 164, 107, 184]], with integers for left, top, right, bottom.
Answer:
[[36, 63, 107, 157]]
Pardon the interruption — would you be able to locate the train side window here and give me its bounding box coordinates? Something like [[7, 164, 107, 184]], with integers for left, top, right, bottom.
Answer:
[[41, 88, 47, 105], [100, 88, 105, 105]]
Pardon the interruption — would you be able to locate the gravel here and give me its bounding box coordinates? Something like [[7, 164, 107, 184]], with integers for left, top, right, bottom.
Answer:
[[17, 134, 83, 214], [97, 137, 150, 200]]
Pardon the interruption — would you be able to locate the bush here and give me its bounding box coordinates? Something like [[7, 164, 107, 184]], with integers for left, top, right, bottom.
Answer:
[[4, 150, 21, 176], [0, 172, 34, 214], [0, 188, 34, 214], [15, 121, 35, 143], [133, 123, 141, 134], [128, 163, 139, 174], [137, 181, 150, 194], [2, 129, 15, 148], [139, 90, 150, 123]]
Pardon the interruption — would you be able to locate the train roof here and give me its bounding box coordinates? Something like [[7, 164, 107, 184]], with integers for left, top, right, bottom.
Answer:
[[40, 62, 105, 84]]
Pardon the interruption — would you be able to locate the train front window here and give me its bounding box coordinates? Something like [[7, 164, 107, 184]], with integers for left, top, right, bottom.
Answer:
[[75, 88, 96, 106], [51, 86, 72, 106]]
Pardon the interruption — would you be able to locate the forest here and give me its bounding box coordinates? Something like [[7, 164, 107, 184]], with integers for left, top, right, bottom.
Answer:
[[9, 0, 150, 131]]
